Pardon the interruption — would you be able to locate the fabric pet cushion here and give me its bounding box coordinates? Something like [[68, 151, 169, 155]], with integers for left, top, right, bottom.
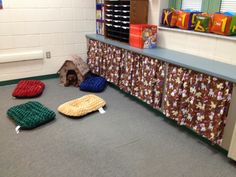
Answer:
[[80, 76, 107, 92], [12, 80, 45, 98], [7, 101, 56, 130], [58, 94, 106, 117]]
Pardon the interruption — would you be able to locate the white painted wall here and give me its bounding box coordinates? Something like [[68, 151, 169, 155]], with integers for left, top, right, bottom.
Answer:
[[149, 0, 236, 66], [0, 0, 95, 81]]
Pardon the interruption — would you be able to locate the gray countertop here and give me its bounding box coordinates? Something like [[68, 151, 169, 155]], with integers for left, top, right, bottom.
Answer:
[[86, 34, 236, 83]]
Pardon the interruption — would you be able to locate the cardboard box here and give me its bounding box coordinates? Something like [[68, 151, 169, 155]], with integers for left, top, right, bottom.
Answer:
[[130, 24, 157, 49]]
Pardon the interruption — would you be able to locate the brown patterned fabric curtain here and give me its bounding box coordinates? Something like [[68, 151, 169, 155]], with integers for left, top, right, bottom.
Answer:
[[130, 54, 165, 108], [87, 40, 104, 75], [104, 44, 122, 86], [119, 50, 135, 93], [97, 43, 106, 78], [152, 60, 166, 110], [87, 40, 122, 86], [88, 39, 233, 144], [163, 64, 233, 144]]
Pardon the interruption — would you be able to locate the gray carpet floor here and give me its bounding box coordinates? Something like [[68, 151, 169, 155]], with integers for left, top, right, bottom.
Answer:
[[0, 79, 236, 177]]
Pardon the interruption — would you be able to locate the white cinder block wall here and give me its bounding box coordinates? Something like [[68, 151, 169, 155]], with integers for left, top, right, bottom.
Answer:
[[149, 0, 236, 66], [0, 0, 95, 81], [0, 0, 235, 81]]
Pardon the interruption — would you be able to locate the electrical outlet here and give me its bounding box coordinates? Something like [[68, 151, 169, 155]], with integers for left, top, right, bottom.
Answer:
[[46, 51, 51, 59]]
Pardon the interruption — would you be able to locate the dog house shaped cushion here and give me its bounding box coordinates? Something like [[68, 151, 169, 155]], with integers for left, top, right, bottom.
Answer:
[[58, 56, 90, 87], [12, 80, 45, 98]]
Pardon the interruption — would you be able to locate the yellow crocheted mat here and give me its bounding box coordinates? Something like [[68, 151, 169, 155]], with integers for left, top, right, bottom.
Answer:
[[58, 94, 106, 117]]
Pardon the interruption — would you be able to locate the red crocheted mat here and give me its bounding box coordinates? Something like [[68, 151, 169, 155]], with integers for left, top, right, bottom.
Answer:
[[12, 80, 45, 98]]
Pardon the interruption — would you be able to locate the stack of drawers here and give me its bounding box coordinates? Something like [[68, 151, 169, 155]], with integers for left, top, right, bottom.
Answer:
[[104, 0, 148, 43], [105, 0, 130, 42]]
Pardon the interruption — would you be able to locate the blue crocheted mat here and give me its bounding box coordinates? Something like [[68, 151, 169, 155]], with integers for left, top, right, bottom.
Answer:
[[80, 76, 107, 92]]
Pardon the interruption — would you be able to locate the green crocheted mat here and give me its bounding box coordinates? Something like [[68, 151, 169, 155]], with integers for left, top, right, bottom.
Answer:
[[7, 101, 56, 130]]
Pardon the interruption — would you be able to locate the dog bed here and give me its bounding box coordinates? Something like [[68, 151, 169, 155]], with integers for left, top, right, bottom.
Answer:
[[80, 76, 107, 92], [12, 80, 45, 98], [58, 94, 106, 117], [7, 101, 56, 133]]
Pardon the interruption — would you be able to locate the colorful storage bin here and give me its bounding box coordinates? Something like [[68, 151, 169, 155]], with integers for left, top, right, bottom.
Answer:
[[194, 14, 212, 33], [161, 9, 179, 27], [211, 14, 232, 35], [210, 13, 236, 36], [230, 16, 236, 35], [130, 24, 157, 49], [176, 11, 201, 30]]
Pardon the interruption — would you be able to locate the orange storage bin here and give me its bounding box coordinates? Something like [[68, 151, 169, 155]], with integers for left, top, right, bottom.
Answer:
[[210, 14, 232, 35], [130, 24, 157, 49]]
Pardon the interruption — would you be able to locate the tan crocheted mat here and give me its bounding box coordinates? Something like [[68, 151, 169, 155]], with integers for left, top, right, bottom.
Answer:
[[57, 94, 106, 117]]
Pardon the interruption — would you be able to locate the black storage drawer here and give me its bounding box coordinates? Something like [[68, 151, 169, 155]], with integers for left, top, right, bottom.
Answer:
[[121, 10, 130, 16], [120, 15, 130, 21], [112, 20, 121, 26], [113, 15, 120, 21], [113, 10, 121, 15], [121, 5, 130, 11], [113, 4, 121, 10], [120, 21, 130, 27], [120, 26, 129, 33]]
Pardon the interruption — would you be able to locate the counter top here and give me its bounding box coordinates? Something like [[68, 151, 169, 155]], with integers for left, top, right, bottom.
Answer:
[[86, 34, 236, 83]]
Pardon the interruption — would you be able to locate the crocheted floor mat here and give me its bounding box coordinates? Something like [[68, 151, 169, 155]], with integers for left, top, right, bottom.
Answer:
[[7, 101, 56, 133], [12, 80, 45, 98], [80, 76, 107, 92]]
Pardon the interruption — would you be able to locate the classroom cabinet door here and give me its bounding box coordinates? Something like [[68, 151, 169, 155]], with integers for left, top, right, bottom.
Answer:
[[163, 64, 233, 144], [87, 39, 105, 75]]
